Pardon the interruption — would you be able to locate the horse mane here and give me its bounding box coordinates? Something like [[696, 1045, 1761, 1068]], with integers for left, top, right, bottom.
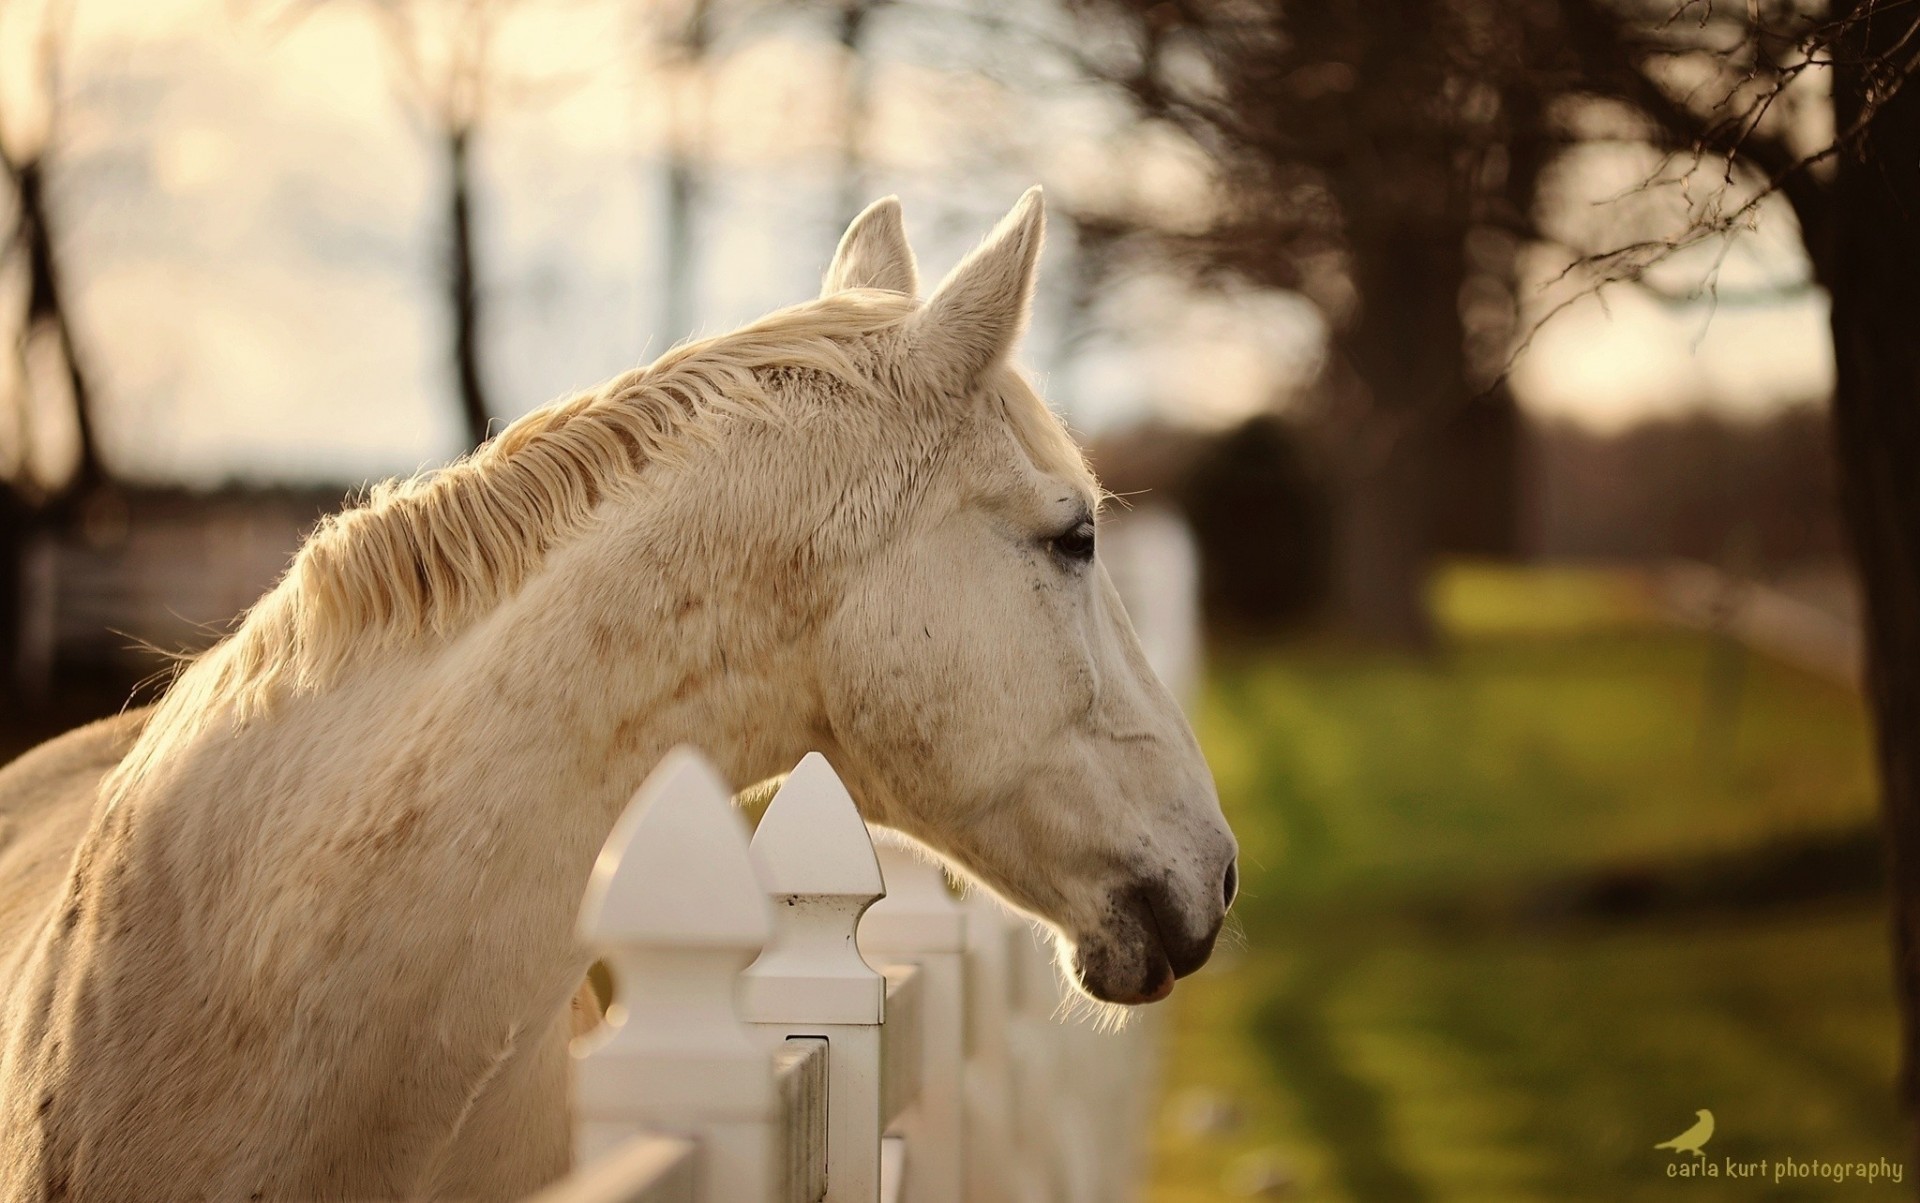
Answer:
[[101, 284, 1097, 803], [125, 292, 915, 749]]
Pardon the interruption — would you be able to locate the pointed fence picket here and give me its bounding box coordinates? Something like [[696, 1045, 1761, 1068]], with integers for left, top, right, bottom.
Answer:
[[858, 836, 969, 1203], [542, 748, 1162, 1203], [740, 753, 889, 1203], [568, 750, 784, 1200]]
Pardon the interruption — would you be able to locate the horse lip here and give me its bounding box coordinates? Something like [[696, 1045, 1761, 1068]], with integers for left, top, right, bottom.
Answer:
[[1115, 954, 1176, 1004], [1067, 878, 1212, 1004], [1140, 958, 1176, 1002], [1138, 877, 1219, 979]]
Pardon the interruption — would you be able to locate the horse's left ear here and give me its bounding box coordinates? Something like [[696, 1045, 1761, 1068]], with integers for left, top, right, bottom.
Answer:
[[824, 196, 920, 296], [909, 187, 1044, 391]]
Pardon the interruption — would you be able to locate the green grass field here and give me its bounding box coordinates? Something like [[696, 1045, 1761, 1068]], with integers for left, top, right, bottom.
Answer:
[[1147, 565, 1907, 1202]]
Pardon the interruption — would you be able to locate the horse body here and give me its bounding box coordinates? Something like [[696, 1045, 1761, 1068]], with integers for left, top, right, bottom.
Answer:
[[0, 713, 148, 989], [0, 445, 842, 1199], [0, 192, 1236, 1199]]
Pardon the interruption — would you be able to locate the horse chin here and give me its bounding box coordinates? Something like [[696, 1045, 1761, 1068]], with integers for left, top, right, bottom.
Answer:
[[1070, 936, 1176, 1005]]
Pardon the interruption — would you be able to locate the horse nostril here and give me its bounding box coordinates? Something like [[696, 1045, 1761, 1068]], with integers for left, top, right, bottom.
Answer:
[[1222, 859, 1239, 910]]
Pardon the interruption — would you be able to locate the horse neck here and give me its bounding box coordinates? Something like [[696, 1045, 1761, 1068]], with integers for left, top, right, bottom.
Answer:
[[139, 502, 831, 1047], [37, 511, 835, 1190], [365, 524, 830, 976]]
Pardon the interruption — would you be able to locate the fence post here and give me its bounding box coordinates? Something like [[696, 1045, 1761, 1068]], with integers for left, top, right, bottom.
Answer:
[[572, 747, 780, 1202], [961, 891, 1019, 1203], [741, 753, 889, 1203], [858, 835, 969, 1203], [1006, 923, 1065, 1203]]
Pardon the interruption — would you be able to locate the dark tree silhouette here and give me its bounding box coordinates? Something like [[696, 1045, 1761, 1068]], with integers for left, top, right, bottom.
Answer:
[[6, 159, 102, 498], [445, 125, 489, 447], [370, 0, 507, 449], [1178, 415, 1331, 635], [1825, 1, 1920, 1130], [651, 0, 715, 345], [1061, 0, 1580, 647], [828, 0, 883, 229], [1554, 0, 1920, 1130], [0, 0, 108, 698], [0, 0, 102, 500]]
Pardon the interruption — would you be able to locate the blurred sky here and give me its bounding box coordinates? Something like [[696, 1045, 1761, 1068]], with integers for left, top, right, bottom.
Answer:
[[6, 0, 1837, 486]]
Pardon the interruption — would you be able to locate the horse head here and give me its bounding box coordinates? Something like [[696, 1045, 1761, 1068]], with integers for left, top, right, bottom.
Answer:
[[792, 193, 1238, 1004]]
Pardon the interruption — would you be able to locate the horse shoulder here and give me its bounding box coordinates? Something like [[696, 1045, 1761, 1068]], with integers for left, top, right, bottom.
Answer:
[[0, 709, 151, 815], [0, 709, 151, 978]]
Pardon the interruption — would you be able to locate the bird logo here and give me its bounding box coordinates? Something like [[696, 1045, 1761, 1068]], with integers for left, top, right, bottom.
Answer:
[[1655, 1109, 1715, 1158]]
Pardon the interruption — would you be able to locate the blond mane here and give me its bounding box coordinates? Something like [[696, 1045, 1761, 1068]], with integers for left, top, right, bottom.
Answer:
[[103, 292, 916, 794]]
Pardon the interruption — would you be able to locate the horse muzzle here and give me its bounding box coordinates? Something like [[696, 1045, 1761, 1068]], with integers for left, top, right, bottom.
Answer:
[[1070, 874, 1226, 1005]]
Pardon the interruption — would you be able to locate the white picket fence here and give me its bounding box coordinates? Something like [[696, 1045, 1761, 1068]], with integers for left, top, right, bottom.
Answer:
[[530, 748, 1160, 1203], [527, 513, 1195, 1203]]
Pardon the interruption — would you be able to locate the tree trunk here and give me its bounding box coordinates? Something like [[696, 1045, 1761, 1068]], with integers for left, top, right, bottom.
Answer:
[[661, 0, 712, 346], [661, 154, 699, 345], [1331, 425, 1437, 648], [1328, 221, 1469, 649], [447, 128, 493, 449], [1825, 0, 1920, 1131], [1433, 384, 1521, 558], [831, 0, 876, 231], [15, 157, 103, 498]]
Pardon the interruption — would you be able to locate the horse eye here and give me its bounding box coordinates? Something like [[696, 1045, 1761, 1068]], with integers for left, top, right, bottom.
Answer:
[[1050, 520, 1096, 563]]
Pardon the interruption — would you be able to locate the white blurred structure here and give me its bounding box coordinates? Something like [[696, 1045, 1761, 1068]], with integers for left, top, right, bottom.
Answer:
[[1655, 559, 1861, 688], [1097, 504, 1203, 703], [533, 748, 1161, 1203]]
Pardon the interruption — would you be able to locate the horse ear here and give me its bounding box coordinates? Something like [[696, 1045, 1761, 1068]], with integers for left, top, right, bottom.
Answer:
[[823, 196, 920, 296], [909, 187, 1044, 390]]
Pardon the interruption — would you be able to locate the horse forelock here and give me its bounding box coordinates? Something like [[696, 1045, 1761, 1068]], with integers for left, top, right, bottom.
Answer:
[[989, 373, 1099, 502]]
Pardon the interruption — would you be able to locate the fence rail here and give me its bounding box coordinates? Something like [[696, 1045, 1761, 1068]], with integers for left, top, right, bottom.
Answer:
[[543, 748, 1158, 1203]]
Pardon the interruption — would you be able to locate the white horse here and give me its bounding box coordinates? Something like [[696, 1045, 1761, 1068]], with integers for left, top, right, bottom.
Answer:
[[0, 191, 1236, 1200]]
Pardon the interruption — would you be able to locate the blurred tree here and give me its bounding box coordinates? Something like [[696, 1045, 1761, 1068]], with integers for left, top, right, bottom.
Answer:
[[364, 0, 513, 448], [0, 0, 102, 500], [648, 0, 714, 344], [1555, 0, 1920, 1127], [1820, 2, 1920, 1126], [1178, 414, 1330, 636], [827, 0, 882, 230], [1061, 0, 1577, 648], [0, 0, 109, 701], [1529, 408, 1842, 566]]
